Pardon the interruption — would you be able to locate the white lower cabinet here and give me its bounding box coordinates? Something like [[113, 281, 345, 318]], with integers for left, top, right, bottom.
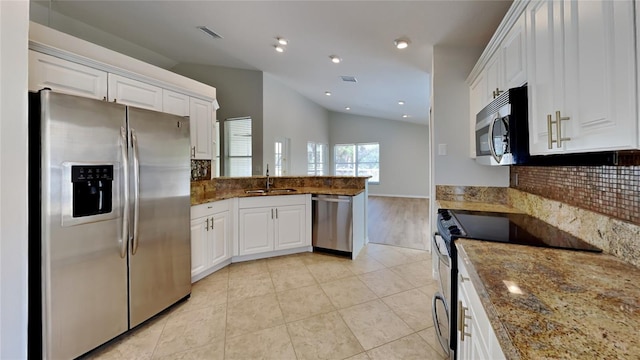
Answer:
[[238, 195, 310, 257], [457, 258, 505, 360], [190, 200, 232, 282]]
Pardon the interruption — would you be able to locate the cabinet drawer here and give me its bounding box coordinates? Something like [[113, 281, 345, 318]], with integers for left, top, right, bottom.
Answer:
[[238, 194, 307, 209], [191, 200, 230, 219]]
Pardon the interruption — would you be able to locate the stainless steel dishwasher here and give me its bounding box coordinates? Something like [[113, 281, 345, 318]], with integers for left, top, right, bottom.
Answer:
[[312, 194, 353, 254]]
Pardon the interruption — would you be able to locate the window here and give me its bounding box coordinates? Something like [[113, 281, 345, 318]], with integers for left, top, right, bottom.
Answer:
[[225, 117, 252, 177], [274, 137, 290, 176], [307, 142, 327, 175], [334, 142, 379, 183]]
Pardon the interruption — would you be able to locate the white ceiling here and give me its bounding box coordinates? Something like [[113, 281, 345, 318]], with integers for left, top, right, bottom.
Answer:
[[33, 0, 512, 125]]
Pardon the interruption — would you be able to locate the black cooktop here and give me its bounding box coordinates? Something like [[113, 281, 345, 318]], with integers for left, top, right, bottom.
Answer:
[[438, 209, 602, 253]]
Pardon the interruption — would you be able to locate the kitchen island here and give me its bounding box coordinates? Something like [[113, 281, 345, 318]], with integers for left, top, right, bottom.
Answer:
[[457, 238, 640, 360]]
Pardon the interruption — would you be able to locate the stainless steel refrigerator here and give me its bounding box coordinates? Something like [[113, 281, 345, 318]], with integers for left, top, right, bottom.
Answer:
[[28, 90, 192, 359]]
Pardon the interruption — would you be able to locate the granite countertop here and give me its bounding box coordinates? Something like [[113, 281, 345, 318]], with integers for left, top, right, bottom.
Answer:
[[192, 187, 365, 205], [436, 200, 522, 214], [457, 239, 640, 359]]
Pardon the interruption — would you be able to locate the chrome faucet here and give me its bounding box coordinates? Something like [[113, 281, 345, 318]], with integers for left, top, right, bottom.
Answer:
[[265, 164, 273, 191]]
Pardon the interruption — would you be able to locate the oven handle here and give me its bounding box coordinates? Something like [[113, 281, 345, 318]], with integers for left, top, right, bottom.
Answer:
[[432, 292, 451, 356], [432, 233, 450, 265]]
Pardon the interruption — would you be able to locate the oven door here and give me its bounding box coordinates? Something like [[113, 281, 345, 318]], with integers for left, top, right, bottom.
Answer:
[[431, 234, 451, 357], [476, 114, 512, 165]]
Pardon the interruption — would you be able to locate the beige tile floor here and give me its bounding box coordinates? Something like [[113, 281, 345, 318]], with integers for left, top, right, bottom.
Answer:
[[84, 243, 447, 360]]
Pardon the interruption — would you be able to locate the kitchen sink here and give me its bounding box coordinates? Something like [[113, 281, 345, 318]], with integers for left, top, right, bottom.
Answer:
[[269, 188, 297, 194], [245, 189, 267, 194], [244, 188, 298, 195]]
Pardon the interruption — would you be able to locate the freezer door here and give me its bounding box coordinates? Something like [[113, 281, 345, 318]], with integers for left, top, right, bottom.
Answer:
[[38, 91, 128, 359], [127, 107, 191, 327]]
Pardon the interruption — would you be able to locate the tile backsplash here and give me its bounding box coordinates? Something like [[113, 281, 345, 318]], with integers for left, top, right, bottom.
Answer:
[[510, 160, 640, 226], [191, 159, 211, 181]]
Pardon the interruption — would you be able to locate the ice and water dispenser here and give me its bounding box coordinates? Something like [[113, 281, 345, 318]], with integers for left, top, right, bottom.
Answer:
[[71, 165, 113, 218]]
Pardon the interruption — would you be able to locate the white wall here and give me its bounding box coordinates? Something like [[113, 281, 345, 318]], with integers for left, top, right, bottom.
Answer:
[[431, 45, 509, 186], [263, 73, 330, 176], [329, 112, 430, 198], [171, 63, 264, 175], [30, 1, 177, 69], [0, 1, 29, 357]]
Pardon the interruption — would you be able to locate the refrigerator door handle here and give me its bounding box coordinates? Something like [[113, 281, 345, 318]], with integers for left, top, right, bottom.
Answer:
[[120, 127, 129, 259], [131, 128, 141, 255]]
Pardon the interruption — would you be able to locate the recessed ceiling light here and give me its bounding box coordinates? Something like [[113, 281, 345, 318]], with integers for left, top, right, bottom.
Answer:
[[345, 107, 351, 110], [329, 55, 342, 64], [398, 100, 405, 105], [402, 114, 409, 118], [274, 45, 285, 53], [394, 38, 411, 49], [276, 37, 288, 45], [325, 91, 332, 96]]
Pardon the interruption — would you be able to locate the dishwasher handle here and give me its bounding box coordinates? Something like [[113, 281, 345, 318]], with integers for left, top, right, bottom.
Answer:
[[311, 196, 351, 203]]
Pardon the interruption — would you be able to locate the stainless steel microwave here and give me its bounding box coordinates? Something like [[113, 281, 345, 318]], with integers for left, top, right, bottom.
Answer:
[[475, 85, 529, 166]]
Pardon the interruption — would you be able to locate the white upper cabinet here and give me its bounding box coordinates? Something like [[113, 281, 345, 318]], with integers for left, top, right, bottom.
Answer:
[[501, 14, 527, 89], [527, 0, 638, 155], [162, 89, 190, 117], [190, 97, 213, 160], [29, 50, 107, 100], [485, 54, 503, 101], [107, 73, 163, 111]]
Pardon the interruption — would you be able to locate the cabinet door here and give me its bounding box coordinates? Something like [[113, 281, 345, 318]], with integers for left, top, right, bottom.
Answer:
[[163, 89, 190, 116], [108, 73, 163, 111], [29, 50, 108, 100], [274, 204, 306, 250], [190, 97, 213, 160], [563, 0, 637, 152], [469, 73, 488, 158], [485, 54, 503, 101], [238, 207, 274, 255], [210, 211, 230, 266], [190, 217, 207, 278], [526, 0, 566, 155], [502, 14, 527, 89]]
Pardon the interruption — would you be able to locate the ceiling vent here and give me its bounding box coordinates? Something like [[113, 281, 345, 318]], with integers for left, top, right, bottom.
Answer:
[[197, 26, 223, 39], [341, 76, 358, 83]]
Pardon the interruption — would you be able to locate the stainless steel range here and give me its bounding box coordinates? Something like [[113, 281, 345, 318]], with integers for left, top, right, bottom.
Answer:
[[432, 208, 601, 359]]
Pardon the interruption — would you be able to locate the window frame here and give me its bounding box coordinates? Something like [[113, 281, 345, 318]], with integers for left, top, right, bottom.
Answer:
[[333, 142, 380, 184], [307, 141, 327, 175]]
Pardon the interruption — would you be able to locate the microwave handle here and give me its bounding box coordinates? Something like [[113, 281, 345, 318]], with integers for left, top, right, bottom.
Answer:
[[487, 116, 502, 164]]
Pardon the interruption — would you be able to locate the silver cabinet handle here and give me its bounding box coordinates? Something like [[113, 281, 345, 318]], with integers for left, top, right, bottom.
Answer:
[[458, 300, 472, 341], [131, 128, 140, 255], [459, 273, 470, 283], [205, 218, 209, 231], [275, 208, 278, 219], [547, 114, 554, 149], [271, 208, 274, 219], [210, 217, 214, 229], [555, 111, 571, 147], [191, 146, 196, 158], [119, 127, 129, 259]]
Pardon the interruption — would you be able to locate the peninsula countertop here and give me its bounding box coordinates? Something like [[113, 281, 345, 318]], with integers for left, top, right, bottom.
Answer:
[[457, 239, 640, 359], [191, 176, 369, 205]]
